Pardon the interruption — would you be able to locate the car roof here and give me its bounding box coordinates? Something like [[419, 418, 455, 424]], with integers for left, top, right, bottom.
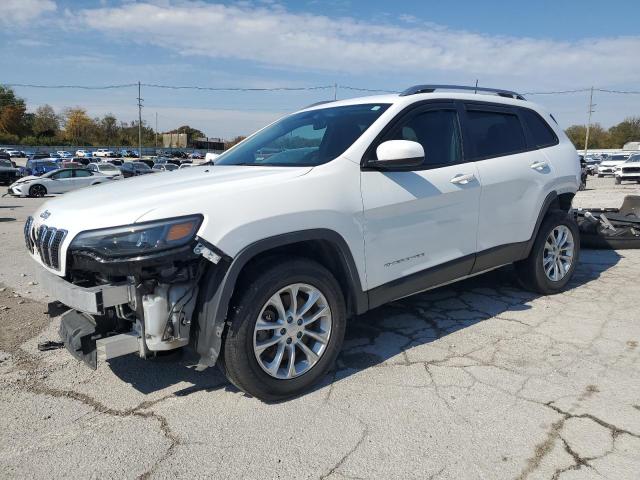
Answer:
[[298, 88, 550, 117]]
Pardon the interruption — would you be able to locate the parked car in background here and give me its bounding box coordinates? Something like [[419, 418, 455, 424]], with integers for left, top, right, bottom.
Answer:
[[0, 158, 21, 185], [6, 149, 24, 158], [597, 153, 631, 176], [154, 156, 181, 166], [189, 152, 204, 160], [107, 158, 124, 167], [72, 156, 91, 166], [137, 159, 155, 168], [94, 149, 115, 158], [29, 152, 51, 160], [152, 162, 179, 172], [8, 168, 117, 197], [119, 149, 138, 158], [57, 151, 73, 158], [87, 162, 123, 180], [614, 154, 640, 184], [204, 152, 220, 163], [23, 159, 59, 176], [121, 161, 154, 178], [75, 149, 93, 158]]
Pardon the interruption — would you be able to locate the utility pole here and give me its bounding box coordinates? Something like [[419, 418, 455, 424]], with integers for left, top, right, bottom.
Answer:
[[137, 81, 143, 158], [333, 82, 338, 101], [155, 112, 158, 150], [583, 86, 595, 157]]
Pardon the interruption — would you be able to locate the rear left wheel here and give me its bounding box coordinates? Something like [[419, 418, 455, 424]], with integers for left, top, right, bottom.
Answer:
[[515, 212, 580, 295]]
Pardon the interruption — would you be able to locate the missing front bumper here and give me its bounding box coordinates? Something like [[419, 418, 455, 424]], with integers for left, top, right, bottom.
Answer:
[[35, 267, 132, 315]]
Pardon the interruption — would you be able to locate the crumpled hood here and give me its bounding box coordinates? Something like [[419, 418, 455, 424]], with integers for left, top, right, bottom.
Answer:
[[32, 165, 313, 233]]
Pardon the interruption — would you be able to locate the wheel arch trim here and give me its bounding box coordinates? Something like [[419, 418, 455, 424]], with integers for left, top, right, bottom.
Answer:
[[194, 229, 367, 367]]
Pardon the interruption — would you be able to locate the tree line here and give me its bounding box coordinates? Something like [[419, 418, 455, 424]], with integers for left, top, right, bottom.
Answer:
[[565, 119, 640, 150], [0, 86, 217, 148]]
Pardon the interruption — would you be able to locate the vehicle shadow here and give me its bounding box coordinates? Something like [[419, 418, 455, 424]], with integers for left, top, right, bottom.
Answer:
[[107, 249, 621, 399]]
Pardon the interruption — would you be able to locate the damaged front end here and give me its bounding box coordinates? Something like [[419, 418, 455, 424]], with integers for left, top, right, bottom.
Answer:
[[32, 214, 229, 369]]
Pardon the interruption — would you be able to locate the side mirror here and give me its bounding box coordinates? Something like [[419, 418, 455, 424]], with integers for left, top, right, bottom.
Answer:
[[371, 140, 424, 169]]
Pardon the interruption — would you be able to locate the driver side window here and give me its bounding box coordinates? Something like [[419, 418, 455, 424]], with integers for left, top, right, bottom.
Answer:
[[382, 108, 462, 168]]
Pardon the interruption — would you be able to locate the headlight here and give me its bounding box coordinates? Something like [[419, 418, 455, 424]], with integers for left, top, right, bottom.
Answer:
[[70, 215, 202, 258]]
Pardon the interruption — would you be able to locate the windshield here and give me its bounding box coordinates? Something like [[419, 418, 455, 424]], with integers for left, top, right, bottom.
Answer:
[[0, 160, 12, 167], [611, 155, 628, 160], [134, 162, 151, 170], [164, 163, 178, 171], [216, 103, 390, 167]]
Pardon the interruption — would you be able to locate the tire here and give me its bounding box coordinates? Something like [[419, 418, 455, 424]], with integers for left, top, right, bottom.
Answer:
[[515, 211, 580, 295], [219, 257, 346, 402], [615, 177, 621, 185], [28, 184, 47, 198]]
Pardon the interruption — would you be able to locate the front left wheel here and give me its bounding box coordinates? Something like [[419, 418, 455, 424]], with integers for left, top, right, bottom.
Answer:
[[219, 257, 346, 402], [28, 184, 47, 197]]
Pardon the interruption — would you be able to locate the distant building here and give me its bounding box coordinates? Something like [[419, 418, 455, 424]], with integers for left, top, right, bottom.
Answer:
[[163, 133, 188, 148], [623, 141, 640, 151], [192, 137, 225, 151]]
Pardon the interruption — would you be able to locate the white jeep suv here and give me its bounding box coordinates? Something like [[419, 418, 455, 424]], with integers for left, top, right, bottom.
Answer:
[[26, 85, 581, 401]]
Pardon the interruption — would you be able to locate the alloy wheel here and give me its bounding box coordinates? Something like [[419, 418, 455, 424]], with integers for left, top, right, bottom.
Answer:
[[542, 225, 575, 282], [253, 283, 332, 380]]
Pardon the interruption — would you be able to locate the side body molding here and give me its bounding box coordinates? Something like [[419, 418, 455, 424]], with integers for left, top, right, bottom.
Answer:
[[193, 229, 367, 366]]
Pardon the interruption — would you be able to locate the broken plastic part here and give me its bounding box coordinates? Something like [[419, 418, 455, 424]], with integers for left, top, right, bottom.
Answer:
[[194, 243, 221, 264]]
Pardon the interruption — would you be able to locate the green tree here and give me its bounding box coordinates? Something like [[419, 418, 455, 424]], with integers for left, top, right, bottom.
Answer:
[[0, 86, 28, 136], [99, 114, 118, 144], [63, 108, 95, 145], [565, 123, 610, 150], [33, 104, 59, 137], [608, 117, 640, 148]]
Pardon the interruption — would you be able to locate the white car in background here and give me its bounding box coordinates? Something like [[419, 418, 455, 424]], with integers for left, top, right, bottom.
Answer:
[[597, 153, 631, 176], [75, 150, 92, 157], [8, 167, 117, 197], [87, 162, 124, 180], [614, 154, 640, 184], [57, 151, 73, 158], [94, 149, 115, 158]]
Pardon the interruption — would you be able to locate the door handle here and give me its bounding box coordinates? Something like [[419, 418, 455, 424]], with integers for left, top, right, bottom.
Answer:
[[450, 173, 475, 185], [530, 161, 548, 170]]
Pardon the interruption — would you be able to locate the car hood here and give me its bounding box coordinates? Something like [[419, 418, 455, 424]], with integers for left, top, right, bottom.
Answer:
[[32, 165, 313, 232], [12, 175, 38, 185]]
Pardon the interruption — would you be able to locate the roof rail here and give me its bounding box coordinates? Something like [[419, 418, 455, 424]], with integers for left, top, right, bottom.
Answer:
[[303, 100, 336, 109], [399, 84, 526, 100]]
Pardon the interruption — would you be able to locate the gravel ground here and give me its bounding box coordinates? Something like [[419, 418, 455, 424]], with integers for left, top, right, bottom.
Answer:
[[0, 175, 639, 479]]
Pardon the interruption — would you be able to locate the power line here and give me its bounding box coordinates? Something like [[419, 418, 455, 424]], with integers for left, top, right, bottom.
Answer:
[[2, 83, 138, 90], [3, 81, 640, 96]]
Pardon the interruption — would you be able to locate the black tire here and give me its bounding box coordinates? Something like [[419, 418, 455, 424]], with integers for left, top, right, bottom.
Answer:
[[28, 184, 47, 197], [615, 177, 621, 185], [515, 211, 580, 295], [219, 257, 346, 402]]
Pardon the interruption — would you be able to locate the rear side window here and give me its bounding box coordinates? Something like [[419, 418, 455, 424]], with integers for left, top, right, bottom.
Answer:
[[519, 108, 558, 148], [466, 109, 526, 159], [74, 170, 91, 177]]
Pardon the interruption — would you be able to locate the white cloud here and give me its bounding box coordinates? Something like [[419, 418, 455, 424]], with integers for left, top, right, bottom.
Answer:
[[2, 0, 56, 25], [74, 1, 640, 88]]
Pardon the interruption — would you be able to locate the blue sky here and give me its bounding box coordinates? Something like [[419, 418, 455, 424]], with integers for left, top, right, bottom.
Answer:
[[2, 0, 640, 138]]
